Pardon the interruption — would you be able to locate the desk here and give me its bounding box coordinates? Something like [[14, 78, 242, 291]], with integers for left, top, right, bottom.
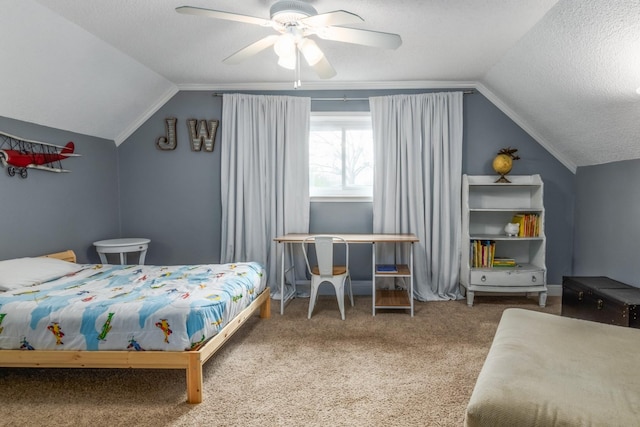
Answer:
[[274, 233, 418, 316], [93, 238, 150, 265]]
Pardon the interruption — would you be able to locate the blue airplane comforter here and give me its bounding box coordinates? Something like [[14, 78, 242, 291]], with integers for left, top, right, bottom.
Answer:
[[0, 262, 266, 351]]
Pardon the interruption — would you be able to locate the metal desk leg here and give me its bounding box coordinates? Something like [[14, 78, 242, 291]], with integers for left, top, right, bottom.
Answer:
[[280, 241, 285, 315], [409, 242, 414, 317], [372, 242, 376, 316], [288, 242, 296, 297], [278, 242, 298, 314]]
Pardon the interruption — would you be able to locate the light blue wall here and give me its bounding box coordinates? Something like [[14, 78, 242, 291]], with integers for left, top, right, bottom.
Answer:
[[117, 89, 575, 286], [117, 91, 223, 265], [573, 159, 640, 287], [0, 117, 119, 263], [0, 89, 576, 284]]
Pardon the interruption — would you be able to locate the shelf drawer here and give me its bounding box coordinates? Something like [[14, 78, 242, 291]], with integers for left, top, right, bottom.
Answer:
[[470, 269, 544, 287]]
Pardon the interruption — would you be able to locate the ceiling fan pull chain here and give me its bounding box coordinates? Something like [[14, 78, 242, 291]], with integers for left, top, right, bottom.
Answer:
[[294, 48, 301, 89]]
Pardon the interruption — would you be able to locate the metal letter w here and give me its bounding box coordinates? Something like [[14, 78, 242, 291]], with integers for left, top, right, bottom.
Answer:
[[187, 119, 218, 152]]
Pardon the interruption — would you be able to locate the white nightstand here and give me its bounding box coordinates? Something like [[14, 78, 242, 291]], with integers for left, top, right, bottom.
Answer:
[[93, 238, 150, 265]]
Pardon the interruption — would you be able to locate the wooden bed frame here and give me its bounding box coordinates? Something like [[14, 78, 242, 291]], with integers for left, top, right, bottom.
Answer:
[[0, 250, 271, 404]]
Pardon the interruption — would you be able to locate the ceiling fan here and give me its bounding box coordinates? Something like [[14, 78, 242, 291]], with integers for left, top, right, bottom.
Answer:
[[176, 1, 402, 82]]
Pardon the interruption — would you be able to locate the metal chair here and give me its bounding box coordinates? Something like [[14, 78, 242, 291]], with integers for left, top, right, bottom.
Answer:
[[301, 235, 354, 320]]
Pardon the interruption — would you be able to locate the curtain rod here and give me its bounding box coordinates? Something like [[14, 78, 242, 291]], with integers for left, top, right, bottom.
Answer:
[[212, 90, 475, 101]]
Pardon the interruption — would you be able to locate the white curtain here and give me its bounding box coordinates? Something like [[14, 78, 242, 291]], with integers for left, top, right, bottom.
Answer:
[[220, 93, 310, 288], [369, 92, 463, 301]]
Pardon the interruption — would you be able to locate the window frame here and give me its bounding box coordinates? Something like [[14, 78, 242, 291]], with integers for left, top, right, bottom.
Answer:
[[309, 112, 374, 202]]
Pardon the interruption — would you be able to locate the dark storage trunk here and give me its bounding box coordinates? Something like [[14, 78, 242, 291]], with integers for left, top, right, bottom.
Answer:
[[562, 276, 640, 328]]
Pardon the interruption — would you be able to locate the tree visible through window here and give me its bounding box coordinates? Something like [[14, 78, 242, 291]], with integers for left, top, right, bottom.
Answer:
[[309, 114, 373, 198]]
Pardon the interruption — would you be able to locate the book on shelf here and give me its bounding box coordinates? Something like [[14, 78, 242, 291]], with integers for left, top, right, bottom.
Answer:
[[470, 241, 519, 268], [470, 240, 495, 268], [376, 264, 398, 273], [492, 257, 516, 267], [511, 213, 540, 237]]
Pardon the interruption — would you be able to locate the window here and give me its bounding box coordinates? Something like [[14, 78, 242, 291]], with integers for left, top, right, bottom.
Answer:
[[309, 113, 373, 199]]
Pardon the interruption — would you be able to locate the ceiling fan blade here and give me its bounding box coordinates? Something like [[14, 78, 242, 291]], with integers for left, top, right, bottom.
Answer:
[[176, 6, 271, 26], [316, 27, 402, 49], [310, 55, 336, 79], [301, 10, 363, 28], [223, 35, 280, 64]]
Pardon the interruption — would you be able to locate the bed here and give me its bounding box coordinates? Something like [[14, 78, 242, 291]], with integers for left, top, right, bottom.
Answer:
[[464, 308, 640, 426], [0, 250, 270, 403]]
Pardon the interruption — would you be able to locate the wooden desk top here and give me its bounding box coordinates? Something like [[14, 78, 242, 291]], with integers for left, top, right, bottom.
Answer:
[[274, 233, 418, 243]]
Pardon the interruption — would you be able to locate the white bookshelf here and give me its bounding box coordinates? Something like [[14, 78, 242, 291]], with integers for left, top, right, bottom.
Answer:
[[460, 174, 547, 306]]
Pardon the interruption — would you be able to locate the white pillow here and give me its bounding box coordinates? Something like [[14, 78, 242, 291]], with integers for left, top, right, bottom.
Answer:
[[0, 256, 83, 291]]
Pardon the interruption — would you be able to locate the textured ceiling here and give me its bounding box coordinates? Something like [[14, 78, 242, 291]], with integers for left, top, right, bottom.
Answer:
[[484, 0, 640, 167], [1, 0, 639, 171]]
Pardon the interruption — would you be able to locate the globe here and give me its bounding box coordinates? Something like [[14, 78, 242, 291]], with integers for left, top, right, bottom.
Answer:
[[492, 153, 513, 182]]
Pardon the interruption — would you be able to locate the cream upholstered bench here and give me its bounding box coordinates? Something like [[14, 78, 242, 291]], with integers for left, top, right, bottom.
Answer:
[[465, 308, 640, 427]]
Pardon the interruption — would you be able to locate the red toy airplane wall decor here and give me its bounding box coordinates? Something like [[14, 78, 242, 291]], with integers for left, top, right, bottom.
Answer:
[[0, 130, 80, 178]]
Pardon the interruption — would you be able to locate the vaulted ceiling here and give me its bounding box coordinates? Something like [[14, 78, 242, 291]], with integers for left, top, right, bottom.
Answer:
[[2, 0, 639, 172]]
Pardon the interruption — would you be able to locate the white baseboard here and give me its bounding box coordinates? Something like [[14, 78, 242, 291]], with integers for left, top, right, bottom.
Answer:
[[277, 281, 562, 298]]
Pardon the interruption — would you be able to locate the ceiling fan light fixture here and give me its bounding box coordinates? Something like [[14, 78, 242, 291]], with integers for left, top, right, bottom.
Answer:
[[298, 38, 324, 66], [274, 34, 296, 58], [277, 53, 296, 70]]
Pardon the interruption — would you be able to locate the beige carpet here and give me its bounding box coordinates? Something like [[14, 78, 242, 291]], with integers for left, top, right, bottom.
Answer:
[[0, 294, 560, 426]]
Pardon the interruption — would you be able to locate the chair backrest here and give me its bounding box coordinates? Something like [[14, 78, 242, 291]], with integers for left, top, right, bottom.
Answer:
[[302, 235, 349, 277]]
